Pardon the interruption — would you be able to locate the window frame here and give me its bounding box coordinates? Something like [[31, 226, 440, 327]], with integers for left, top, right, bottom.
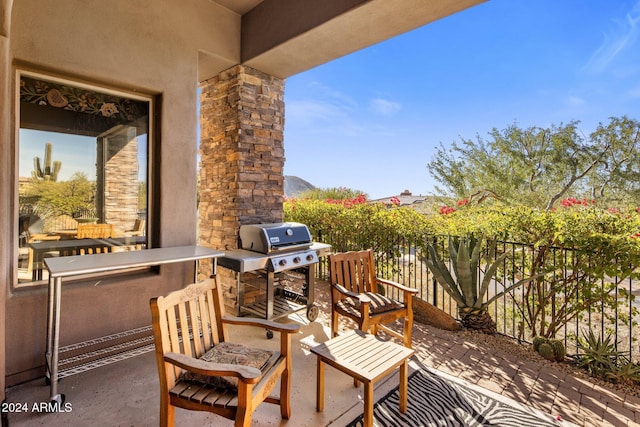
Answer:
[[13, 68, 155, 288]]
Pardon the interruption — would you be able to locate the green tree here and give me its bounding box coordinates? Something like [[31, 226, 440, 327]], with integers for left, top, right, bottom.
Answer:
[[586, 116, 640, 205], [24, 172, 96, 219], [428, 116, 640, 210]]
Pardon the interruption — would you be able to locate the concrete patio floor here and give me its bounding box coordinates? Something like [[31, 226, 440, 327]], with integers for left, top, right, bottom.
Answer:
[[4, 280, 640, 427]]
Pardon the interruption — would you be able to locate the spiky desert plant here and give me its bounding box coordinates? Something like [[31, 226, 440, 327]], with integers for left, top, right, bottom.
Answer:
[[548, 339, 566, 362], [576, 329, 622, 378], [606, 361, 640, 385], [538, 343, 556, 361], [32, 142, 62, 181], [425, 235, 540, 334], [532, 336, 547, 352]]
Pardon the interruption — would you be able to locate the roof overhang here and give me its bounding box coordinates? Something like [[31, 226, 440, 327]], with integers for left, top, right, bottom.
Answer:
[[238, 0, 487, 79]]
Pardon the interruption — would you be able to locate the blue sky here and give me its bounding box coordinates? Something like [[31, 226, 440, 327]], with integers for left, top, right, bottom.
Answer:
[[282, 0, 640, 200], [20, 130, 97, 180], [20, 129, 147, 182]]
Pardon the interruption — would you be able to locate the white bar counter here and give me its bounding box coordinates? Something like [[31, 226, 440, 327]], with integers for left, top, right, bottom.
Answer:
[[43, 245, 224, 404]]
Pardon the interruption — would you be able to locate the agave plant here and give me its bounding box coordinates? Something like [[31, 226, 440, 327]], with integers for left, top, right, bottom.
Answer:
[[576, 329, 624, 378], [575, 329, 640, 385], [425, 235, 538, 334]]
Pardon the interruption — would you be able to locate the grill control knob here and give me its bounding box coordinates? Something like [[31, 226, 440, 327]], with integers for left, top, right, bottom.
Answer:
[[293, 257, 301, 264], [306, 254, 315, 261], [279, 259, 287, 267]]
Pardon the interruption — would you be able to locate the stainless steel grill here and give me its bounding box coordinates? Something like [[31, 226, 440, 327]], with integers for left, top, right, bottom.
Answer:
[[239, 222, 313, 254], [218, 222, 330, 332]]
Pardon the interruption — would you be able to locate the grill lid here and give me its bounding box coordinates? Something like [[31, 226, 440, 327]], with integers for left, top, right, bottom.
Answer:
[[239, 222, 312, 254]]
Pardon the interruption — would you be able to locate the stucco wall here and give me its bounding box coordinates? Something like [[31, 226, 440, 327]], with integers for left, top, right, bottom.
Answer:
[[3, 0, 241, 385], [0, 0, 13, 401]]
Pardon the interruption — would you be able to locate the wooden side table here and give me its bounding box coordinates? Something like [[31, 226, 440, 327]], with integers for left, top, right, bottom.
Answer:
[[311, 330, 415, 427]]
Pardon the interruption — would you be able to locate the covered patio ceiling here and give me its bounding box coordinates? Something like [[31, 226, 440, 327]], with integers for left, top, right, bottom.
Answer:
[[213, 0, 262, 15], [201, 0, 487, 80]]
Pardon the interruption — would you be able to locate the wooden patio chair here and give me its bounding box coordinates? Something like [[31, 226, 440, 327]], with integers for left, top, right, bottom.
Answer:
[[150, 278, 300, 427], [124, 218, 145, 236], [328, 249, 418, 348], [17, 229, 61, 277]]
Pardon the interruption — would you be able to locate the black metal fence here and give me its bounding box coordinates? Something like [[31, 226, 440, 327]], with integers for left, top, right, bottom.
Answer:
[[315, 232, 639, 362]]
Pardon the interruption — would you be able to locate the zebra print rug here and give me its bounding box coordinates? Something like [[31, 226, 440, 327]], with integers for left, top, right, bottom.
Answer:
[[346, 368, 563, 427]]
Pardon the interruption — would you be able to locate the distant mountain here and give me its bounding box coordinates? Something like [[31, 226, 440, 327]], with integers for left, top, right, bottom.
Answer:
[[284, 175, 316, 198]]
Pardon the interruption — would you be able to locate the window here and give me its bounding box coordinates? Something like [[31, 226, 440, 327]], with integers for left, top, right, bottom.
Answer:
[[16, 70, 152, 285]]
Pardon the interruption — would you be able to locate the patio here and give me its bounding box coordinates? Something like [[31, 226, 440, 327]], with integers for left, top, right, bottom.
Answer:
[[5, 279, 640, 427]]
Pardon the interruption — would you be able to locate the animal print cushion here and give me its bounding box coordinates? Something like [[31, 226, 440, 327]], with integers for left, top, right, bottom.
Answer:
[[180, 342, 273, 390], [339, 292, 402, 315]]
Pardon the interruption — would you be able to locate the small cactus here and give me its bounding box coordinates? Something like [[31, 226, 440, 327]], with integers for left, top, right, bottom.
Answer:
[[538, 343, 556, 361], [548, 339, 566, 362], [532, 336, 547, 352]]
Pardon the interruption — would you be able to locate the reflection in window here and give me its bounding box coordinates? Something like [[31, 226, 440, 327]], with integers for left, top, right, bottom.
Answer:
[[17, 71, 151, 284]]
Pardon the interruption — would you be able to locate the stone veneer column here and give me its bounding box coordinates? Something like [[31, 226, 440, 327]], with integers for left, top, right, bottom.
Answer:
[[97, 128, 140, 233], [198, 65, 285, 308]]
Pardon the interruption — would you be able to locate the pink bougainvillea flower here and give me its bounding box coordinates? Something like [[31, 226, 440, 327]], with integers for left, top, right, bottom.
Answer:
[[439, 205, 456, 215], [326, 194, 367, 208]]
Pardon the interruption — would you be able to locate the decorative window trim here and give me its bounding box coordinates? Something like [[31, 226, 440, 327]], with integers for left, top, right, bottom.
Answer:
[[19, 75, 148, 121]]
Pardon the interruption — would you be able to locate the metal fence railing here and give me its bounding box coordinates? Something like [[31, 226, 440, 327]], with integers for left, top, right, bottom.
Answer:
[[314, 232, 639, 362]]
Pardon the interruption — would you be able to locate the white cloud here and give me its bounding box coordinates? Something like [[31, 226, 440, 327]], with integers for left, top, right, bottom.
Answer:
[[286, 81, 360, 126], [369, 98, 402, 115], [566, 95, 586, 107], [583, 1, 640, 73], [285, 98, 368, 137], [286, 100, 346, 124]]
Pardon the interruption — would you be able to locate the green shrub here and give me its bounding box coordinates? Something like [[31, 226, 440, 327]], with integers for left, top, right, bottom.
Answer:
[[431, 203, 640, 338], [284, 198, 433, 255]]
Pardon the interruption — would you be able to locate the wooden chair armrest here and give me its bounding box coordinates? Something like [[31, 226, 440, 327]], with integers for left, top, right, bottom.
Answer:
[[164, 352, 261, 384], [333, 283, 372, 303], [222, 316, 300, 334], [376, 278, 419, 295]]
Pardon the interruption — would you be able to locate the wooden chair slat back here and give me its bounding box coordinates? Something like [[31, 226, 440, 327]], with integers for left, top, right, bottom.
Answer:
[[329, 250, 377, 294], [134, 219, 145, 232], [176, 302, 191, 357], [150, 279, 224, 387], [77, 223, 113, 238]]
